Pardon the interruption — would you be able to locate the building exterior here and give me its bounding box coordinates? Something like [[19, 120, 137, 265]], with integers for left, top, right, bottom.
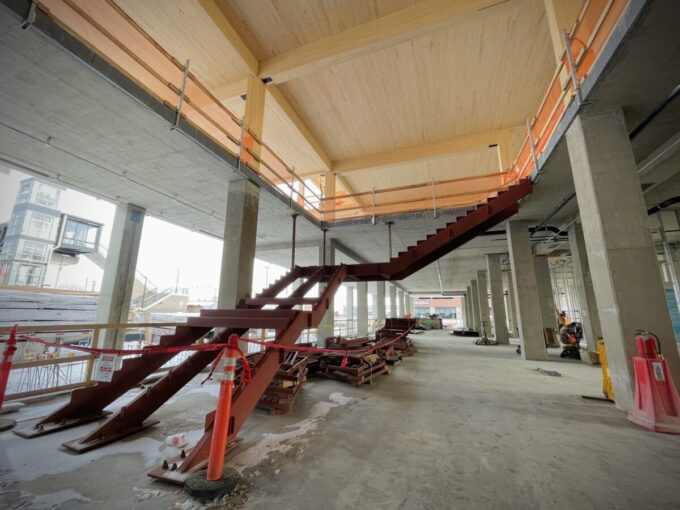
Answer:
[[0, 178, 102, 287], [413, 296, 461, 319]]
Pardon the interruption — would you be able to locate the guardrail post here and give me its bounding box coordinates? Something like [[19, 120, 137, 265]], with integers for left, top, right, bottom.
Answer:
[[171, 60, 190, 130], [85, 327, 101, 382], [0, 326, 18, 411], [562, 29, 583, 106], [291, 213, 298, 269], [0, 325, 18, 430], [371, 187, 376, 225], [527, 118, 539, 172], [431, 181, 438, 219]]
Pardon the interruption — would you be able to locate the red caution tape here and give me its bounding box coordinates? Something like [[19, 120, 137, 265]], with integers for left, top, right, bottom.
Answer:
[[16, 326, 414, 376]]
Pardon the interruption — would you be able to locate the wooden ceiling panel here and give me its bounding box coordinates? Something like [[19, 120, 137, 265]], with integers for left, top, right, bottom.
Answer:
[[276, 0, 554, 161], [223, 0, 425, 61], [114, 0, 250, 89]]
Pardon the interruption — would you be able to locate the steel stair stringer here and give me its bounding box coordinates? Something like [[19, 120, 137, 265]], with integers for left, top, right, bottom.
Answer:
[[14, 267, 302, 440], [58, 267, 319, 454]]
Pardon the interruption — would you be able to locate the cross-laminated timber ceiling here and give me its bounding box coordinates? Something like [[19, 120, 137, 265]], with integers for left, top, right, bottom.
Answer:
[[112, 0, 557, 191]]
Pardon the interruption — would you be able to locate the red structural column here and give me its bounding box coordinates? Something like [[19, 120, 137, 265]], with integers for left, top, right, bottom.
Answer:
[[0, 325, 18, 410], [206, 334, 238, 481]]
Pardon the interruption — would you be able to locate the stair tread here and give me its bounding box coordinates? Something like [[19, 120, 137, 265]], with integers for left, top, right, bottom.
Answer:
[[245, 297, 318, 306], [187, 316, 297, 329], [200, 309, 297, 318]]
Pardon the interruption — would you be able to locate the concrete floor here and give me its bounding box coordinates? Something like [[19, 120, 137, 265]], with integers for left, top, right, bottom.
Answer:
[[2, 330, 680, 509]]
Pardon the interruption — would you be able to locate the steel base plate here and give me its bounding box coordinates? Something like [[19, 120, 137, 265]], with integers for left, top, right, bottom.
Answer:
[[13, 411, 112, 438], [61, 419, 159, 453]]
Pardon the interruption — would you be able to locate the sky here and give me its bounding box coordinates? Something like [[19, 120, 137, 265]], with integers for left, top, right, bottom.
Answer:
[[0, 167, 295, 303]]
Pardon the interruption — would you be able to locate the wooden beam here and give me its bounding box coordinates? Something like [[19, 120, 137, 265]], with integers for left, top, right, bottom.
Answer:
[[242, 76, 266, 168], [196, 0, 259, 76], [543, 0, 584, 62], [266, 84, 332, 170], [327, 128, 516, 176], [212, 78, 249, 101], [196, 0, 333, 177], [259, 0, 508, 84], [336, 174, 369, 213]]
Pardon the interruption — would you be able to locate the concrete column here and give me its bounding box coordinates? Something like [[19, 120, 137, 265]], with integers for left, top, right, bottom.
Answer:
[[568, 221, 602, 352], [507, 221, 547, 360], [357, 281, 368, 336], [217, 179, 260, 352], [218, 179, 259, 309], [476, 270, 491, 337], [345, 284, 354, 336], [389, 284, 397, 318], [346, 285, 354, 321], [465, 286, 474, 329], [465, 294, 471, 329], [470, 280, 481, 333], [96, 203, 145, 349], [533, 256, 556, 333], [375, 281, 386, 326], [566, 107, 680, 409], [405, 293, 412, 315], [504, 270, 519, 337], [487, 254, 509, 344], [317, 238, 336, 346], [398, 289, 405, 317]]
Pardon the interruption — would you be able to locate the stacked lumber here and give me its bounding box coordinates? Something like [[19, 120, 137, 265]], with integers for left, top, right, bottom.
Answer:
[[256, 352, 308, 415], [376, 318, 418, 355]]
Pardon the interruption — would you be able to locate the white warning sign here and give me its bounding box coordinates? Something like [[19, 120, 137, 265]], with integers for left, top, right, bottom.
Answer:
[[93, 353, 119, 382], [652, 362, 665, 382]]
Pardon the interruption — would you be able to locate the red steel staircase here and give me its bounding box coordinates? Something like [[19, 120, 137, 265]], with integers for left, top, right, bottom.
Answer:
[[14, 178, 531, 484]]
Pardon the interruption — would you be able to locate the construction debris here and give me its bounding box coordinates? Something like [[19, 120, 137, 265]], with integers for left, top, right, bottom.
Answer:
[[535, 367, 562, 377], [451, 328, 479, 337], [474, 337, 497, 346]]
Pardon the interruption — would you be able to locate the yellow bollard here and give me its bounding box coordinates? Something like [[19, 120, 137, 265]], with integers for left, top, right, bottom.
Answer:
[[596, 339, 615, 402]]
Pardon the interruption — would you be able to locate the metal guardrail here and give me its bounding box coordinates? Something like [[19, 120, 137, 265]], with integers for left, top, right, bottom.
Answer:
[[0, 321, 180, 400]]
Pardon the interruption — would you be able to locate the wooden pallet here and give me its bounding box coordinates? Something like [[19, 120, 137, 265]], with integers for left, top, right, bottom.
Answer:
[[257, 353, 308, 415]]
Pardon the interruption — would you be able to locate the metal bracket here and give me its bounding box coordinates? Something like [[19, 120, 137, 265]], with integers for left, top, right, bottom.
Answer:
[[171, 60, 190, 130], [20, 0, 37, 30], [371, 187, 376, 225], [237, 120, 245, 171], [431, 181, 438, 219]]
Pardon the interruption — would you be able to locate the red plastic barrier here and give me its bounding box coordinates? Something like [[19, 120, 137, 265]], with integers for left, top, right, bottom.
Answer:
[[628, 332, 680, 434]]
